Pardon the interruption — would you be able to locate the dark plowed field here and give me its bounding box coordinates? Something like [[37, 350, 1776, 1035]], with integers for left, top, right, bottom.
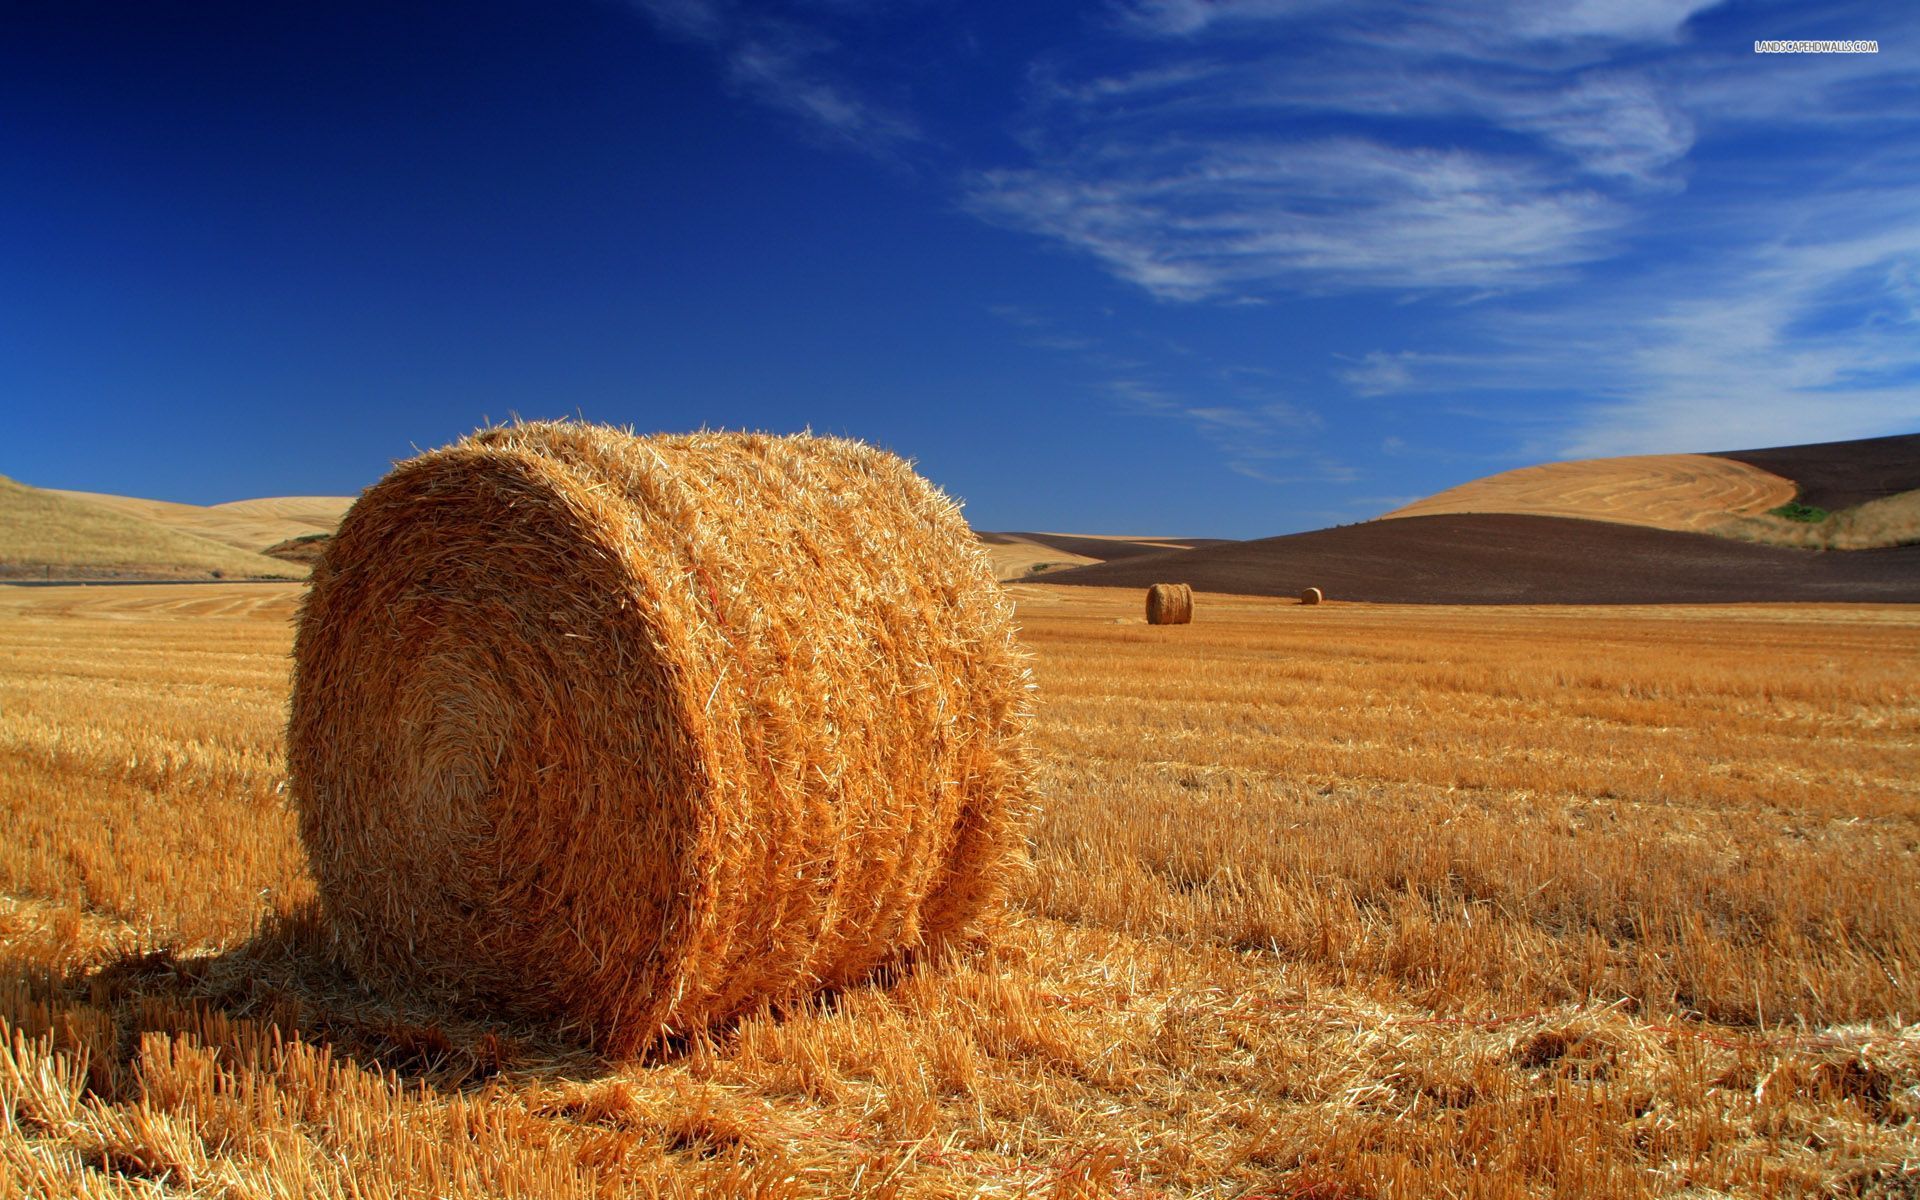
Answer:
[[1038, 513, 1920, 604], [1713, 432, 1920, 510]]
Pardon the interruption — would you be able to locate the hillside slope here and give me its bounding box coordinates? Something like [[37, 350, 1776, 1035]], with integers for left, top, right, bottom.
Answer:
[[0, 477, 304, 580], [1383, 454, 1793, 532], [1712, 431, 1920, 510], [1385, 433, 1920, 552], [54, 489, 353, 554], [1039, 513, 1920, 604], [976, 532, 1231, 581]]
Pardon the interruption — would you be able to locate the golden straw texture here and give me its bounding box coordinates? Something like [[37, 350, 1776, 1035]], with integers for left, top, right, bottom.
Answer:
[[1144, 583, 1192, 625], [1300, 587, 1324, 606], [287, 421, 1033, 1057]]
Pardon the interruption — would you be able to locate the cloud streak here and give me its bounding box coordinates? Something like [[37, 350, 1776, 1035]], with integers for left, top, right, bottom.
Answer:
[[969, 139, 1620, 300], [967, 0, 1730, 303], [1566, 218, 1920, 456], [1340, 190, 1920, 458], [624, 0, 918, 153]]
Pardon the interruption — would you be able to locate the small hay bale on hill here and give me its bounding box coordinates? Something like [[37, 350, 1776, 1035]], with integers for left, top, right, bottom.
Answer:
[[1145, 582, 1193, 625], [287, 420, 1033, 1057], [1300, 587, 1324, 606]]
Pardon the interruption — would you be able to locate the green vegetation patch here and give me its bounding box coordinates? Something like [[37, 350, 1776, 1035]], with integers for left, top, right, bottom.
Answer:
[[1768, 501, 1829, 523]]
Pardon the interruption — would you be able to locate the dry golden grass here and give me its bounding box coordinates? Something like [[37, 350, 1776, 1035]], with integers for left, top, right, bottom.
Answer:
[[50, 491, 353, 557], [981, 537, 1214, 583], [35, 491, 1125, 584], [0, 477, 302, 581], [1383, 453, 1794, 532], [980, 538, 1101, 582], [2, 581, 1917, 1197], [1720, 488, 1920, 551], [1382, 454, 1920, 552]]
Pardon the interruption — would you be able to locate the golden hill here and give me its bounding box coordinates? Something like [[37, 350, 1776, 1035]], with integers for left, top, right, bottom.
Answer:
[[1381, 447, 1920, 550], [978, 534, 1100, 580], [0, 476, 304, 580], [1382, 452, 1794, 531], [53, 489, 353, 555]]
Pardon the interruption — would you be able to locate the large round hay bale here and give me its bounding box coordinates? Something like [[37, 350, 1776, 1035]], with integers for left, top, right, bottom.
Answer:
[[1300, 587, 1324, 605], [288, 421, 1032, 1056], [1145, 582, 1192, 624]]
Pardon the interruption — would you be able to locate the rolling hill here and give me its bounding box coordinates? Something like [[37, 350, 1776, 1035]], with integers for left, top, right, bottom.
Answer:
[[1713, 431, 1920, 510], [1042, 433, 1920, 605], [52, 489, 354, 555], [10, 478, 1205, 586], [1382, 453, 1793, 532], [1040, 513, 1920, 604], [0, 476, 305, 581], [978, 531, 1233, 581], [1384, 433, 1920, 552], [12, 431, 1914, 598]]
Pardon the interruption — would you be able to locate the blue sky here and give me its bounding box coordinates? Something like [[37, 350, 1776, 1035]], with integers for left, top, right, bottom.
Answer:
[[2, 0, 1915, 536]]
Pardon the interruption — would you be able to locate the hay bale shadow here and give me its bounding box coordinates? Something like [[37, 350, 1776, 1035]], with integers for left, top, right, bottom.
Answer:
[[0, 906, 613, 1101], [0, 903, 968, 1104]]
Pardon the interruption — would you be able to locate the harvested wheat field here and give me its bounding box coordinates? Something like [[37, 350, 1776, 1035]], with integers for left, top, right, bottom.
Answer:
[[1382, 454, 1794, 533], [2, 581, 1918, 1197]]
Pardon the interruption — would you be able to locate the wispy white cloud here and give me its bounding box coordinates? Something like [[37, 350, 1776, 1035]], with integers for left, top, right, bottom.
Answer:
[[979, 0, 1729, 302], [1504, 73, 1694, 185], [624, 0, 917, 153], [1338, 351, 1414, 397], [969, 139, 1620, 299], [1341, 193, 1920, 458], [1116, 0, 1720, 46], [1039, 55, 1698, 188], [1564, 218, 1920, 456], [1091, 371, 1335, 483], [1114, 0, 1333, 37], [633, 0, 728, 40]]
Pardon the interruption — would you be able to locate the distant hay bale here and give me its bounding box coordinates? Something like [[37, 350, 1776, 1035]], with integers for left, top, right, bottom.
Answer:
[[1145, 582, 1192, 625], [287, 421, 1032, 1057], [1300, 587, 1323, 605]]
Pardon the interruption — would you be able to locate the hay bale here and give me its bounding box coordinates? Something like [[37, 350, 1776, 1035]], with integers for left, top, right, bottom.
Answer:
[[1145, 582, 1192, 625], [1300, 587, 1323, 605], [287, 421, 1032, 1057]]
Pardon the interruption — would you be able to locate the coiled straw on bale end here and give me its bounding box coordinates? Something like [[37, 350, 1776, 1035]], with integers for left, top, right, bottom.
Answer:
[[1300, 587, 1324, 606], [1145, 582, 1193, 625], [287, 421, 1034, 1057]]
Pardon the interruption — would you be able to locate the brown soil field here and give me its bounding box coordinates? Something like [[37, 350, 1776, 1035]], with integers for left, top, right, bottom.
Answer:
[[1713, 432, 1920, 511], [1383, 453, 1794, 532], [1042, 513, 1920, 603], [2, 582, 1916, 1197]]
